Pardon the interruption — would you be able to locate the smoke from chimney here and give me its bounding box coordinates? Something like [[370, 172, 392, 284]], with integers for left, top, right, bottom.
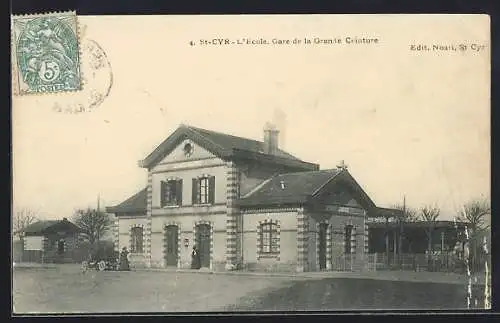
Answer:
[[263, 122, 279, 155], [272, 108, 287, 149]]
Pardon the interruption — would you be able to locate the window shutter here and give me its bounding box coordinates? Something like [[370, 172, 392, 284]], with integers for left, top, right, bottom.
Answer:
[[176, 179, 183, 205], [192, 178, 198, 204], [209, 176, 215, 204], [160, 181, 166, 207]]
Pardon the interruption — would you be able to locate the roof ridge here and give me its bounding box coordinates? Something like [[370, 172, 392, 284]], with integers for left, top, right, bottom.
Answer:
[[184, 125, 228, 152], [310, 169, 344, 196], [186, 125, 262, 144], [277, 168, 337, 177], [186, 125, 303, 161]]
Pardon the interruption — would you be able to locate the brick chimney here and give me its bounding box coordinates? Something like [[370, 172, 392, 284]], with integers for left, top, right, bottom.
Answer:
[[263, 122, 279, 155]]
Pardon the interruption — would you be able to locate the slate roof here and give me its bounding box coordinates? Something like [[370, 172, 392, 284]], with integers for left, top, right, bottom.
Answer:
[[188, 126, 300, 160], [24, 219, 81, 235], [106, 188, 148, 214], [23, 220, 60, 234], [238, 169, 342, 207], [139, 124, 319, 171]]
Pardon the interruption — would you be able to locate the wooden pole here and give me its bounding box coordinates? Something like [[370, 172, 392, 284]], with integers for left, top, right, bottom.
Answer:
[[393, 229, 397, 265], [385, 216, 390, 267], [441, 231, 445, 252], [399, 196, 405, 268]]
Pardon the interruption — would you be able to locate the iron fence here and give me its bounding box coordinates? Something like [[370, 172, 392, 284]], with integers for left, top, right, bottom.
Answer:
[[364, 252, 490, 273]]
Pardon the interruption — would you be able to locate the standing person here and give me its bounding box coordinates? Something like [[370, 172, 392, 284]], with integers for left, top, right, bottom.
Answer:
[[191, 245, 201, 269], [119, 247, 130, 271]]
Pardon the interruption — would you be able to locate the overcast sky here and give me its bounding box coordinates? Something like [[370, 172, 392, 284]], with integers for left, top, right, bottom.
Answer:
[[12, 15, 490, 220]]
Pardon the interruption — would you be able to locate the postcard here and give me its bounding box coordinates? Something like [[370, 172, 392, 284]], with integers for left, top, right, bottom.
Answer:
[[11, 14, 491, 314]]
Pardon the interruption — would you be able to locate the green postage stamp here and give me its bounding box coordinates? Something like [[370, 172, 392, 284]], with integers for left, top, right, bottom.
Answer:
[[12, 11, 81, 95]]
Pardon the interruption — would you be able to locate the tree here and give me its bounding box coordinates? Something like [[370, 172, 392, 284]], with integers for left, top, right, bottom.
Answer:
[[392, 204, 419, 223], [458, 198, 491, 272], [459, 198, 490, 234], [420, 205, 440, 267], [13, 207, 39, 240], [73, 208, 112, 246], [391, 203, 418, 266]]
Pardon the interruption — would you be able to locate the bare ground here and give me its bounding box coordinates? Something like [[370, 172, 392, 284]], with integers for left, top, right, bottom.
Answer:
[[12, 264, 488, 313]]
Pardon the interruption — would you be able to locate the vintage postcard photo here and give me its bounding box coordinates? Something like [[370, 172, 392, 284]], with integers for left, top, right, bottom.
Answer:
[[11, 14, 490, 313]]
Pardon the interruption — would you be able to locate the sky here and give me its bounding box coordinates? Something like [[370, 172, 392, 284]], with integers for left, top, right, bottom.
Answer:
[[12, 15, 490, 221]]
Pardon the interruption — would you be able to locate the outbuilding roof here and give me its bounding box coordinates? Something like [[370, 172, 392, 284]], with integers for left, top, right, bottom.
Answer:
[[105, 188, 148, 214], [367, 220, 468, 229], [23, 218, 81, 235]]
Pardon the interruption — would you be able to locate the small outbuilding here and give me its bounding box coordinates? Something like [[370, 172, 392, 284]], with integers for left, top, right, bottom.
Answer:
[[22, 218, 82, 263]]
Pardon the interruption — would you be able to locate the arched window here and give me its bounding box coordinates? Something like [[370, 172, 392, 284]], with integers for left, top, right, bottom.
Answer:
[[131, 227, 144, 253], [260, 222, 278, 254]]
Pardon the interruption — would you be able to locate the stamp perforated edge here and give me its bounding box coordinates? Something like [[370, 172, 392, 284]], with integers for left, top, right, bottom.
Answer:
[[11, 11, 84, 96]]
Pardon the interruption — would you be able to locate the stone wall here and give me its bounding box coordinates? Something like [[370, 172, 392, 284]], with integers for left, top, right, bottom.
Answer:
[[241, 208, 298, 272]]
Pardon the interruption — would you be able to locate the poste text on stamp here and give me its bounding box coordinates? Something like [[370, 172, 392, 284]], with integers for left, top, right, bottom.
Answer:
[[12, 11, 81, 95]]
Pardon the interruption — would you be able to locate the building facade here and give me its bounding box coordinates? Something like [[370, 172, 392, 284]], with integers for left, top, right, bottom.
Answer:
[[107, 124, 392, 272], [22, 218, 81, 263]]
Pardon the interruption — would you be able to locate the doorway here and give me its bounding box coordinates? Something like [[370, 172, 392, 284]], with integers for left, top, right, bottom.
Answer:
[[195, 223, 211, 268], [57, 239, 65, 255], [165, 225, 179, 267], [318, 223, 328, 270]]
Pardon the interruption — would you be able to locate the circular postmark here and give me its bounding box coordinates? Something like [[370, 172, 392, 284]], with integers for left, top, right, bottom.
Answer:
[[51, 39, 113, 114]]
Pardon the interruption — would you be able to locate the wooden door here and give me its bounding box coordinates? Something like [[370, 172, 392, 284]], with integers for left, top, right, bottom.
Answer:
[[165, 226, 178, 267], [319, 223, 328, 270], [196, 224, 211, 268]]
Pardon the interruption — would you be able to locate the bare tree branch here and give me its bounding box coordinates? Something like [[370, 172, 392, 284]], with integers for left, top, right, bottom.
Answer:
[[419, 205, 440, 261], [72, 208, 112, 245], [391, 204, 419, 222], [458, 198, 491, 234], [457, 197, 491, 273], [12, 208, 39, 240]]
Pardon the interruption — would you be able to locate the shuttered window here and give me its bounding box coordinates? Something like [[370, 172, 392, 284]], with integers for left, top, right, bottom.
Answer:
[[161, 179, 182, 206], [192, 176, 215, 204]]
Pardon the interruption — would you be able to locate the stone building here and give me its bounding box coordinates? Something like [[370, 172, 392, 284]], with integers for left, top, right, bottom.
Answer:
[[106, 124, 393, 272], [21, 218, 81, 263]]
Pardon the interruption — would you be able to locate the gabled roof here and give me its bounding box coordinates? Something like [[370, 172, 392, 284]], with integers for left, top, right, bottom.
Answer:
[[238, 168, 376, 209], [24, 220, 60, 234], [139, 124, 319, 171], [106, 188, 148, 214], [24, 219, 81, 235]]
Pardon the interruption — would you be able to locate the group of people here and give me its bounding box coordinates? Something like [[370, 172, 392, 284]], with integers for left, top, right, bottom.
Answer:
[[112, 245, 202, 270]]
